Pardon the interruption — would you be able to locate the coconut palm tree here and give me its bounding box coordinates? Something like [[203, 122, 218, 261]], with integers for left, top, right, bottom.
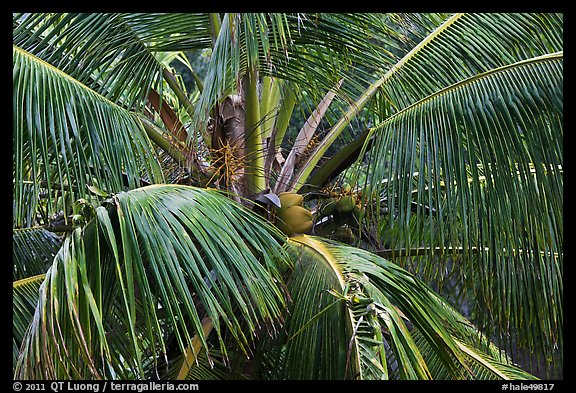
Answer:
[[13, 13, 562, 380]]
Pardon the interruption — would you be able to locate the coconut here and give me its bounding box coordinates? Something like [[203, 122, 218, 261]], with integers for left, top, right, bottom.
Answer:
[[278, 192, 304, 209], [336, 195, 356, 213], [276, 205, 313, 236]]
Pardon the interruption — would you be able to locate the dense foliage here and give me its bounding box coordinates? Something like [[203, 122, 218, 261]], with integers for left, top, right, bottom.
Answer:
[[13, 13, 562, 380]]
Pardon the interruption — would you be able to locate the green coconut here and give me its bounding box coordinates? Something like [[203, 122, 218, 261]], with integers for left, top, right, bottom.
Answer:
[[336, 195, 356, 213]]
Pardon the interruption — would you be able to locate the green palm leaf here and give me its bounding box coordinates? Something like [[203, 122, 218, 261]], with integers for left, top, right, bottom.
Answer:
[[191, 13, 240, 134], [358, 53, 562, 371], [258, 235, 533, 380], [14, 13, 157, 109], [378, 13, 562, 111], [121, 13, 213, 52], [13, 225, 59, 369], [14, 185, 289, 379], [292, 13, 563, 192], [13, 274, 46, 371], [267, 236, 355, 379], [13, 13, 213, 110], [13, 45, 164, 228], [163, 347, 244, 380], [13, 227, 62, 280]]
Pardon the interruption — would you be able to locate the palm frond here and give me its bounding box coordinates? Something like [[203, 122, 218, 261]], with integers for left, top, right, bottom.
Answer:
[[255, 235, 533, 379], [13, 274, 45, 371], [358, 53, 562, 372], [291, 13, 563, 191], [13, 45, 164, 228], [121, 13, 212, 52], [192, 13, 241, 134], [410, 326, 536, 380], [261, 236, 356, 379], [297, 235, 461, 380], [13, 227, 62, 280], [14, 185, 289, 379], [12, 13, 212, 109], [377, 13, 563, 112], [162, 347, 246, 380], [13, 13, 161, 110]]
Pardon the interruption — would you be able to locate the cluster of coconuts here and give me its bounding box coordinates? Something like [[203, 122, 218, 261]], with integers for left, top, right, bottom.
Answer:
[[319, 184, 364, 220], [273, 186, 364, 237], [275, 192, 314, 236]]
